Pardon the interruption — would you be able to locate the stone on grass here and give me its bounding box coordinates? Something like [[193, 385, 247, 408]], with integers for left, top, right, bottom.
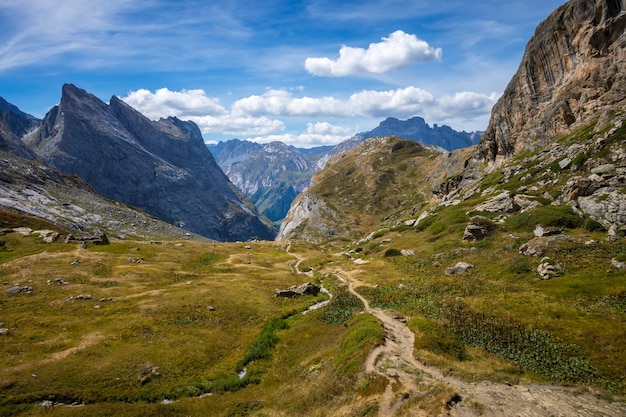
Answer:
[[445, 262, 474, 275]]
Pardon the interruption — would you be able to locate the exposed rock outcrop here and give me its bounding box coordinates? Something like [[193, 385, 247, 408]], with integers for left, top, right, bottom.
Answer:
[[24, 84, 275, 241], [276, 191, 338, 242], [479, 0, 626, 163], [0, 97, 38, 159]]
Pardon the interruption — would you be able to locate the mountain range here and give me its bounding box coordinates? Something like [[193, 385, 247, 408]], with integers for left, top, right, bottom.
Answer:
[[1, 84, 276, 241], [209, 117, 480, 223], [0, 0, 626, 415]]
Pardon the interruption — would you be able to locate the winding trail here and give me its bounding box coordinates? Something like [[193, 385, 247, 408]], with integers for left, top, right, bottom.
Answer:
[[332, 270, 626, 417], [283, 244, 626, 416]]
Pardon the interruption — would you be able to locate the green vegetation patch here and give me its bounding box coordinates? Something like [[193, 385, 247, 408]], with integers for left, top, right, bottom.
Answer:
[[334, 314, 384, 377]]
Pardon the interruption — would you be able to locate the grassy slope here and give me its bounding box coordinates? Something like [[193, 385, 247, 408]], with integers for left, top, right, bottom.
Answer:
[[1, 124, 625, 415], [0, 234, 383, 416]]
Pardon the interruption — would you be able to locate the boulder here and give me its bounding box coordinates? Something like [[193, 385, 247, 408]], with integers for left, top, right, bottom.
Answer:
[[462, 216, 495, 241], [5, 286, 32, 295], [275, 282, 321, 298], [611, 258, 626, 270], [275, 289, 300, 298], [297, 282, 321, 296], [591, 164, 616, 175], [472, 191, 519, 213], [401, 249, 416, 257], [563, 177, 604, 201], [579, 190, 626, 226], [519, 235, 570, 257], [445, 262, 474, 275], [537, 258, 563, 280], [533, 225, 563, 237], [33, 230, 60, 243]]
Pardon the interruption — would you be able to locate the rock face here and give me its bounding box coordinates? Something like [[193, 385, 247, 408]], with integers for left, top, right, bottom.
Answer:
[[0, 153, 201, 240], [24, 84, 275, 241], [479, 0, 626, 162], [276, 191, 338, 242], [0, 97, 38, 159]]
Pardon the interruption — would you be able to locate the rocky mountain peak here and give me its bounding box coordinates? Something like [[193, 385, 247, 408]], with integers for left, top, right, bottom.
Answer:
[[360, 116, 478, 151], [22, 84, 276, 241], [479, 0, 626, 163]]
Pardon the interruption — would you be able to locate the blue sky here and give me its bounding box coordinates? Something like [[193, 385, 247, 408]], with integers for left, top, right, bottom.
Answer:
[[0, 0, 565, 148]]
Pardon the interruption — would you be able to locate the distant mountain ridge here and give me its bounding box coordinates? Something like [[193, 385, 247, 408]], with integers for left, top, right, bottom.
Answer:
[[209, 139, 324, 224], [210, 116, 479, 223], [357, 116, 481, 151], [15, 84, 275, 241]]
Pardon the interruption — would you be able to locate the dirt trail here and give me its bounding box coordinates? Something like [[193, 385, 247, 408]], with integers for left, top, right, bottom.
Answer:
[[334, 271, 626, 417]]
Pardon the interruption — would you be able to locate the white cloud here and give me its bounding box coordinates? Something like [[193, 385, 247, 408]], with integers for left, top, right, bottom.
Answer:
[[347, 87, 436, 117], [305, 30, 442, 77], [306, 122, 352, 135], [246, 131, 350, 149], [122, 88, 227, 119], [232, 89, 348, 117], [194, 115, 285, 136], [122, 86, 497, 146]]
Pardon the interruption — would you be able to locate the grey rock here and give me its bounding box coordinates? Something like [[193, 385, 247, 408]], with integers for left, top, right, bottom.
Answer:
[[275, 289, 300, 298], [401, 249, 415, 256], [533, 225, 563, 237], [13, 227, 32, 236], [297, 282, 321, 296], [445, 262, 474, 275], [463, 216, 495, 241], [563, 177, 604, 201], [519, 235, 570, 257], [472, 191, 519, 213], [537, 258, 563, 280], [591, 164, 616, 175], [579, 190, 626, 226], [611, 258, 626, 270], [33, 230, 60, 243], [5, 285, 32, 295], [275, 282, 321, 298]]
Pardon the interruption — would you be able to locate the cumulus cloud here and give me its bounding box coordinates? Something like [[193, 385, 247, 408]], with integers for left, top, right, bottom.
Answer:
[[306, 122, 352, 135], [121, 88, 284, 137], [122, 86, 497, 146], [305, 30, 442, 77], [121, 88, 227, 119]]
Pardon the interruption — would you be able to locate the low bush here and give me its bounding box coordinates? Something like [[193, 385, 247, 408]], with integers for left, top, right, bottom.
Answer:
[[384, 248, 402, 257]]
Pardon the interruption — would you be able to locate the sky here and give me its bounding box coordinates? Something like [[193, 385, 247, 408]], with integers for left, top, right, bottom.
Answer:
[[0, 0, 565, 148]]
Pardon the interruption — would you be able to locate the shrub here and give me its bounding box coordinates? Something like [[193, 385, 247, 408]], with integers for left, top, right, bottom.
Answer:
[[237, 318, 288, 371], [583, 218, 606, 232], [505, 205, 583, 232], [384, 248, 402, 257], [321, 289, 363, 325]]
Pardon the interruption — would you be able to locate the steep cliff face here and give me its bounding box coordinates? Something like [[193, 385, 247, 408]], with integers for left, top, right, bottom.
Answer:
[[0, 97, 38, 159], [24, 84, 276, 241], [479, 0, 626, 162]]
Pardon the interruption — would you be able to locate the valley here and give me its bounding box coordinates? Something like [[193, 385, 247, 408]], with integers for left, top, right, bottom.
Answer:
[[1, 0, 626, 415], [1, 212, 624, 416]]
